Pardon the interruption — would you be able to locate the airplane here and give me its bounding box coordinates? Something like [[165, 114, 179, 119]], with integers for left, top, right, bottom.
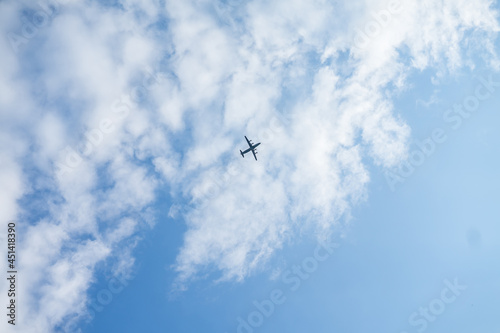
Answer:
[[240, 136, 261, 160]]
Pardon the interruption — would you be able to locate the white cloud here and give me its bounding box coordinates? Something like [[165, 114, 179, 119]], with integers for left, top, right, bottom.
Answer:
[[167, 0, 500, 289], [0, 0, 163, 331]]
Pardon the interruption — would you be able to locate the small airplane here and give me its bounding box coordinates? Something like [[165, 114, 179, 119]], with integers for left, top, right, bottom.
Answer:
[[240, 136, 261, 160]]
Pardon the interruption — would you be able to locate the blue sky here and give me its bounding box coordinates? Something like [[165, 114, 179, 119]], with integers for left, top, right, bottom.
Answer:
[[1, 1, 500, 332]]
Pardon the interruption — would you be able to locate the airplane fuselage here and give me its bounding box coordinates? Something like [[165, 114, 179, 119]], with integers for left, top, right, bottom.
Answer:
[[240, 136, 261, 160], [241, 142, 260, 155]]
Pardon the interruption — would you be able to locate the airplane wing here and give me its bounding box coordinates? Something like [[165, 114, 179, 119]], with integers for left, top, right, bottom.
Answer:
[[245, 136, 252, 148], [251, 149, 258, 161]]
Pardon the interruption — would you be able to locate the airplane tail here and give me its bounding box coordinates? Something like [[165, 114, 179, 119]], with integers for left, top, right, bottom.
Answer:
[[240, 150, 244, 158]]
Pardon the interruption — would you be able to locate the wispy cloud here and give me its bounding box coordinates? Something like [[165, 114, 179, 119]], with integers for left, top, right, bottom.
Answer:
[[168, 0, 499, 289]]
